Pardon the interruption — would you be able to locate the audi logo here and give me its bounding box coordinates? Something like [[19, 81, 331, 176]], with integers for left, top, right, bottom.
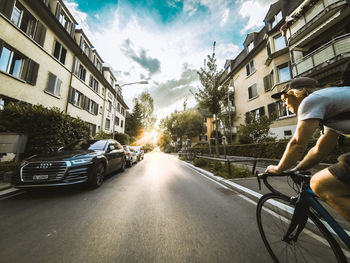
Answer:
[[36, 163, 52, 169]]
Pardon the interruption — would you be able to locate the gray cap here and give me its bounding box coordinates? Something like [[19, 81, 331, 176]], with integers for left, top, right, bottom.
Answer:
[[271, 77, 319, 99]]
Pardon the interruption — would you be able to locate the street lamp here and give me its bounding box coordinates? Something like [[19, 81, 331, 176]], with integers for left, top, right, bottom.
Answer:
[[112, 80, 148, 139], [119, 80, 148, 88]]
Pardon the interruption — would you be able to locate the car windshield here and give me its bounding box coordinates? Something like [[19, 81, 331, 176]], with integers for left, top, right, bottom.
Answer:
[[61, 140, 107, 151]]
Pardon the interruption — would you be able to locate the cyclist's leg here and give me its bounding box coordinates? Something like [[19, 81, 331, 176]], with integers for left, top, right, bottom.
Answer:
[[311, 154, 350, 222]]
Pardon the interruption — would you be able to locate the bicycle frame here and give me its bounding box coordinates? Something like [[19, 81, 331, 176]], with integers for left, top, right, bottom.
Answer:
[[301, 186, 350, 249]]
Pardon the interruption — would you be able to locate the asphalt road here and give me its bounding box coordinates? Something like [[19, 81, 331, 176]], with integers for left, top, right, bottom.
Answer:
[[0, 152, 271, 263]]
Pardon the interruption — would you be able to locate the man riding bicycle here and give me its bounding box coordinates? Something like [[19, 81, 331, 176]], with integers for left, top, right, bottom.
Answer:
[[266, 62, 350, 222]]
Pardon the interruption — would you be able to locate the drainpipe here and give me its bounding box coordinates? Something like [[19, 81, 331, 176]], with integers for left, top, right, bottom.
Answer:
[[65, 55, 76, 113]]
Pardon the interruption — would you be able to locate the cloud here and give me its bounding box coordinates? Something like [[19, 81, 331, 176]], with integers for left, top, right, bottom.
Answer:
[[238, 0, 274, 33], [150, 65, 198, 109], [121, 39, 161, 76]]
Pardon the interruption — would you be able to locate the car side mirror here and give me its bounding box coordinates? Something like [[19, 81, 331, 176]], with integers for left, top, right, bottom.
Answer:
[[108, 145, 115, 152]]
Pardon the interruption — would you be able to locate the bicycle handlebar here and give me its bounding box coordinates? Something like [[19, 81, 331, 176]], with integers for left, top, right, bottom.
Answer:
[[256, 170, 311, 195]]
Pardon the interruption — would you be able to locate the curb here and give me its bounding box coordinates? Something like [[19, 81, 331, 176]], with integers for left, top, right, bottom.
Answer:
[[0, 186, 22, 199], [182, 161, 263, 202]]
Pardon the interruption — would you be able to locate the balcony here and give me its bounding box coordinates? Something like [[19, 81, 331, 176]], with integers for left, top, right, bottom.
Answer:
[[292, 33, 350, 76], [285, 0, 348, 44]]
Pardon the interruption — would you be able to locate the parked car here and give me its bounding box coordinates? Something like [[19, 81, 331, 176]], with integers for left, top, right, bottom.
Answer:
[[12, 139, 126, 189], [123, 145, 138, 167], [130, 146, 144, 161]]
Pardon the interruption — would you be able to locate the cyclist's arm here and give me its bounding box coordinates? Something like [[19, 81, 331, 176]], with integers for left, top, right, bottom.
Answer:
[[266, 119, 319, 173], [295, 128, 339, 171]]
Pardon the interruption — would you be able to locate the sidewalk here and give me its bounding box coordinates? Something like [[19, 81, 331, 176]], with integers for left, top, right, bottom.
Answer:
[[182, 159, 350, 233]]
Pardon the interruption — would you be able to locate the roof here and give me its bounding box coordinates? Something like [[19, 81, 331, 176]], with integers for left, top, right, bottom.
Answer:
[[221, 26, 267, 83], [264, 1, 281, 22]]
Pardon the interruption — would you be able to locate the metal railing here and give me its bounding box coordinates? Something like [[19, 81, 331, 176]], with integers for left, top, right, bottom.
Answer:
[[292, 33, 350, 76]]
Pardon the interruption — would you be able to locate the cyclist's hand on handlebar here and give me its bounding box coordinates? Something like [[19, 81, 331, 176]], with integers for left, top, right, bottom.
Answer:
[[265, 165, 282, 174]]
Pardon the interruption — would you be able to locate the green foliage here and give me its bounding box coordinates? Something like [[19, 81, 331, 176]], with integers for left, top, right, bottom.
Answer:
[[238, 113, 276, 144], [137, 91, 156, 129], [0, 102, 90, 157], [142, 143, 155, 153], [94, 130, 129, 145], [125, 100, 143, 142], [160, 109, 206, 143], [192, 157, 252, 179], [195, 42, 228, 155]]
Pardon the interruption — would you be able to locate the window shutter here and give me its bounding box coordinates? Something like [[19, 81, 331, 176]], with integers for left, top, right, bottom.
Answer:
[[248, 87, 252, 99], [84, 96, 89, 111], [0, 0, 15, 19], [60, 47, 66, 64], [69, 87, 75, 103], [46, 72, 56, 94], [263, 75, 269, 91], [34, 20, 46, 47], [25, 59, 39, 85], [56, 77, 62, 96], [259, 106, 265, 116], [94, 103, 98, 115]]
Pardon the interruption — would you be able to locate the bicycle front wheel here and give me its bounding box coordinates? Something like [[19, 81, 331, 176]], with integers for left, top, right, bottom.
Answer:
[[256, 193, 346, 263]]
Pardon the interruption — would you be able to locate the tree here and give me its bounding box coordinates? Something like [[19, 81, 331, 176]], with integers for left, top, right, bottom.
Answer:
[[160, 109, 206, 150], [238, 113, 276, 144], [137, 91, 156, 129], [125, 100, 143, 142], [195, 41, 228, 155]]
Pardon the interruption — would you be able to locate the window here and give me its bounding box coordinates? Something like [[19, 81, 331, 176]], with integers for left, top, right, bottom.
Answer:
[[284, 130, 292, 136], [0, 46, 22, 78], [93, 56, 102, 71], [46, 72, 62, 97], [247, 42, 254, 53], [110, 76, 114, 86], [246, 107, 265, 122], [87, 99, 98, 115], [121, 120, 123, 128], [115, 116, 120, 126], [70, 88, 83, 108], [273, 34, 286, 52], [87, 123, 97, 137], [107, 100, 112, 112], [0, 98, 4, 110], [248, 84, 258, 99], [11, 5, 22, 26], [0, 43, 39, 84], [53, 41, 67, 64], [278, 63, 291, 83], [58, 11, 71, 33], [263, 71, 274, 91], [75, 62, 86, 82], [81, 40, 90, 56], [246, 60, 255, 76], [271, 11, 282, 28], [277, 100, 293, 118], [89, 76, 99, 93], [117, 102, 120, 113], [105, 119, 110, 130], [268, 101, 294, 118], [121, 107, 125, 116]]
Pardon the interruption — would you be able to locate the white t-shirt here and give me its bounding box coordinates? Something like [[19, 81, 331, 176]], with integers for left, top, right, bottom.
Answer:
[[298, 86, 350, 136]]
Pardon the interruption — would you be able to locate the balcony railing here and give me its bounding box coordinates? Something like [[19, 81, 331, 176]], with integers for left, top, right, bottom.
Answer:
[[286, 0, 347, 41], [292, 33, 350, 76]]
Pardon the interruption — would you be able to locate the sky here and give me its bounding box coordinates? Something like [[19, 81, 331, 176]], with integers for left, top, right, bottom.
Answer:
[[63, 0, 276, 124]]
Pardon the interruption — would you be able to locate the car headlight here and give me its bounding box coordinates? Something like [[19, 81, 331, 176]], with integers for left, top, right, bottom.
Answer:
[[70, 157, 93, 165]]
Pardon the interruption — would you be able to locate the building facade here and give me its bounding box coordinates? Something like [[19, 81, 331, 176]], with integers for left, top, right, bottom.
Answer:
[[0, 0, 128, 136]]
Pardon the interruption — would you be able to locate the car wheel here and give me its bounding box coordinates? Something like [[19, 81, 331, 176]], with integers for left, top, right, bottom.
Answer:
[[89, 162, 105, 188], [119, 158, 126, 172]]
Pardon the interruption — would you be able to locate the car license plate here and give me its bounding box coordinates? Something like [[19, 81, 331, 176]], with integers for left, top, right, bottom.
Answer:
[[33, 175, 49, 180]]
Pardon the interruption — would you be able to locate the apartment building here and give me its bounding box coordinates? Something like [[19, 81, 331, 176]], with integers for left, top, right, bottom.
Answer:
[[280, 0, 350, 85], [0, 0, 128, 136], [220, 0, 306, 142]]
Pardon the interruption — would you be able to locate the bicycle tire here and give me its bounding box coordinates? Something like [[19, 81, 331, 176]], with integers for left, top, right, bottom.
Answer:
[[256, 193, 347, 263]]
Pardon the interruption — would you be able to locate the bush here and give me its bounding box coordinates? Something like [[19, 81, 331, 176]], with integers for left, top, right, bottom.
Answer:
[[0, 102, 90, 158]]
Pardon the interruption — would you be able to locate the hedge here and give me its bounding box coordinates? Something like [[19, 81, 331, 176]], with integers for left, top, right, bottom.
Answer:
[[0, 102, 90, 158], [192, 138, 350, 164]]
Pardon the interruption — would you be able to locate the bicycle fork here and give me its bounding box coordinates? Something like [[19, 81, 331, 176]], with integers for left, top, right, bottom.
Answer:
[[282, 192, 310, 244]]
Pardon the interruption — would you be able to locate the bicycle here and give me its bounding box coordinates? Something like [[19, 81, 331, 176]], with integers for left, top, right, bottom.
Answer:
[[256, 171, 350, 262]]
